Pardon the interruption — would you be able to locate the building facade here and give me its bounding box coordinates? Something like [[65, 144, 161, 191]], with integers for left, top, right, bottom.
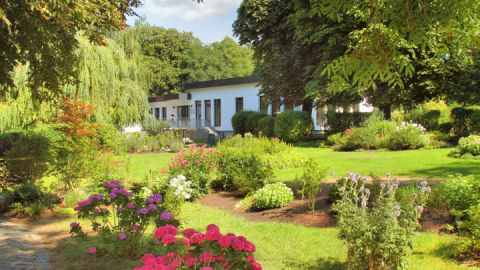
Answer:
[[148, 76, 373, 132]]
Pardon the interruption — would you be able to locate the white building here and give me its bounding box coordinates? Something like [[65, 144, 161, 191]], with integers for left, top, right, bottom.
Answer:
[[148, 76, 373, 134]]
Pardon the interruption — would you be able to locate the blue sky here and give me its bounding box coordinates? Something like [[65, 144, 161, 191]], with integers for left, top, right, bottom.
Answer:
[[127, 0, 242, 44]]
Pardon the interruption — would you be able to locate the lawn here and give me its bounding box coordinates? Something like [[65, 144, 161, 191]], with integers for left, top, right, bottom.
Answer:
[[49, 203, 477, 270], [128, 147, 480, 181]]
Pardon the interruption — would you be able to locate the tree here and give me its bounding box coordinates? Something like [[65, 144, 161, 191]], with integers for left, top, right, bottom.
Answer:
[[0, 0, 141, 101]]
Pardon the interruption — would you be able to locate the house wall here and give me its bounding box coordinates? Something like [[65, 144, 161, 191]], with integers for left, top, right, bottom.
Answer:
[[189, 83, 261, 131]]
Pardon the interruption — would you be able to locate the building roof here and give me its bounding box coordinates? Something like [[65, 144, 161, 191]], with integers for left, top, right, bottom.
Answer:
[[148, 93, 191, 103], [182, 75, 260, 90]]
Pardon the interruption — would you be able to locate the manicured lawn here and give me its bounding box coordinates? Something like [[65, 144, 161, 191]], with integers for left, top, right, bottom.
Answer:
[[50, 203, 477, 270], [128, 148, 480, 181]]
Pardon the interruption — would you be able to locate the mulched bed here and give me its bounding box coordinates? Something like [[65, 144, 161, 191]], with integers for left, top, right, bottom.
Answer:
[[199, 184, 452, 232]]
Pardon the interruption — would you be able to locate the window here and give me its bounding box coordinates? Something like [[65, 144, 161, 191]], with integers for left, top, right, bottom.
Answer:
[[214, 99, 221, 127], [161, 107, 167, 121], [259, 96, 268, 113], [154, 108, 160, 119], [205, 100, 211, 126], [235, 97, 243, 113]]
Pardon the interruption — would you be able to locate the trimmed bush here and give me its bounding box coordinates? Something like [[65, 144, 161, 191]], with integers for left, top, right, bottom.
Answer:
[[341, 127, 376, 150], [252, 182, 293, 210], [450, 135, 480, 159], [326, 111, 372, 133], [384, 123, 428, 150], [274, 111, 313, 142], [451, 107, 480, 139], [257, 116, 275, 137], [232, 111, 255, 135], [245, 112, 268, 135]]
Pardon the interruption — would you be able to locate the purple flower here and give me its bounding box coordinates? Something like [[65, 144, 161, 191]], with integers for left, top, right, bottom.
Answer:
[[137, 208, 148, 215], [126, 202, 135, 209], [118, 232, 127, 240], [70, 222, 79, 228], [160, 211, 174, 220], [89, 194, 103, 200], [147, 204, 157, 212], [117, 206, 123, 212], [393, 179, 399, 188], [146, 198, 154, 204], [132, 224, 141, 231], [386, 172, 391, 177], [108, 192, 116, 199], [153, 194, 163, 203], [361, 177, 367, 183], [421, 180, 428, 187]]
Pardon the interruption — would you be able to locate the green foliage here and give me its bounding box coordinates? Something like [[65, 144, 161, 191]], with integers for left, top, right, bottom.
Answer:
[[217, 148, 273, 195], [245, 112, 268, 135], [274, 111, 313, 142], [257, 116, 275, 137], [251, 182, 293, 210], [0, 0, 140, 100], [385, 124, 429, 151], [325, 132, 344, 146], [121, 132, 183, 153], [404, 102, 452, 131], [326, 111, 372, 133], [451, 107, 480, 139], [333, 175, 429, 270], [64, 190, 88, 209], [441, 175, 480, 211], [231, 111, 255, 135], [450, 135, 480, 159], [95, 123, 126, 154], [340, 127, 376, 151], [299, 158, 327, 211], [143, 117, 170, 136]]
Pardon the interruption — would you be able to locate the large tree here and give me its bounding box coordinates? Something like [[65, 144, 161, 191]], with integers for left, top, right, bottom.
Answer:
[[0, 0, 141, 101]]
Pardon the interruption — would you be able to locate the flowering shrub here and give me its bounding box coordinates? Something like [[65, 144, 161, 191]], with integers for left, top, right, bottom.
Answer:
[[449, 135, 480, 159], [70, 180, 176, 257], [251, 182, 293, 210], [134, 224, 262, 270], [167, 144, 220, 199], [384, 122, 428, 150], [332, 174, 429, 270]]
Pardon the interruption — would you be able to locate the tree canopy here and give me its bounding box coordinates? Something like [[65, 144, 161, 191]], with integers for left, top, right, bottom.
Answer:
[[0, 0, 141, 101]]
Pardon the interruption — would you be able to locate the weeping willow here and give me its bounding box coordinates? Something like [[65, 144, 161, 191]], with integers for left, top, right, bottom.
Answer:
[[64, 34, 151, 127], [0, 64, 56, 132]]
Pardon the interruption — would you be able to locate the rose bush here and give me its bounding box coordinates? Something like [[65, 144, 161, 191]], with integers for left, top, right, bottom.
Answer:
[[134, 224, 262, 270], [166, 144, 220, 199], [70, 180, 177, 257]]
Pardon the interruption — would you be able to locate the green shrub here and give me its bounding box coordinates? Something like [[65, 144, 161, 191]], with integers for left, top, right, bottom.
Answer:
[[326, 111, 372, 133], [384, 123, 428, 150], [231, 111, 255, 135], [0, 191, 12, 212], [23, 201, 47, 218], [245, 112, 268, 135], [257, 116, 275, 137], [168, 141, 184, 153], [95, 123, 126, 154], [427, 131, 451, 149], [441, 174, 480, 211], [457, 135, 480, 156], [299, 158, 328, 210], [64, 189, 88, 208], [143, 116, 170, 136], [274, 111, 313, 142], [252, 182, 293, 210], [451, 107, 480, 139], [340, 127, 376, 150], [217, 148, 272, 195], [325, 133, 343, 146]]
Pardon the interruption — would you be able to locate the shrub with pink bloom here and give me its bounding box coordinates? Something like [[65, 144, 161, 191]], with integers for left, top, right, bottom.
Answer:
[[167, 144, 220, 199], [134, 224, 262, 270], [70, 180, 176, 257]]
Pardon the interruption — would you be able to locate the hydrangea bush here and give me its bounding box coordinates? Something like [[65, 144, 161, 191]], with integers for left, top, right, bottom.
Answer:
[[135, 224, 262, 270], [252, 182, 293, 210], [167, 144, 220, 199], [332, 174, 429, 270], [70, 180, 176, 257]]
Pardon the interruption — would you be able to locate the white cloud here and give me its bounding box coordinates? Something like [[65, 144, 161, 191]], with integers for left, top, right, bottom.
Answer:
[[140, 0, 241, 21]]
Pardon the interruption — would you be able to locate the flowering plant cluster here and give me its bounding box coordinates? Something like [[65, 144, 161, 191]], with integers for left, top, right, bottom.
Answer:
[[169, 175, 193, 200], [135, 224, 262, 270], [332, 173, 429, 270], [397, 121, 426, 132], [166, 144, 220, 199], [70, 180, 176, 257]]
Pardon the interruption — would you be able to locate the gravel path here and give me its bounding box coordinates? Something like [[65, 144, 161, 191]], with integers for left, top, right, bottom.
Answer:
[[0, 218, 50, 270]]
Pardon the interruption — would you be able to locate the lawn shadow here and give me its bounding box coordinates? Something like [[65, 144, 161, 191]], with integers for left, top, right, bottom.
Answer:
[[409, 162, 480, 179], [284, 257, 345, 270]]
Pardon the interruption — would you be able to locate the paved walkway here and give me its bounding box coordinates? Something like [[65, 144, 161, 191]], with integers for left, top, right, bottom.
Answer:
[[0, 218, 50, 270]]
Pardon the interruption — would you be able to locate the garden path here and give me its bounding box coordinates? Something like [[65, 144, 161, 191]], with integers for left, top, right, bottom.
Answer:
[[0, 218, 50, 270]]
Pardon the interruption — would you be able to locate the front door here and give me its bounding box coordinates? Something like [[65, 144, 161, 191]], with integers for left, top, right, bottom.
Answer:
[[195, 101, 202, 128], [205, 100, 211, 127]]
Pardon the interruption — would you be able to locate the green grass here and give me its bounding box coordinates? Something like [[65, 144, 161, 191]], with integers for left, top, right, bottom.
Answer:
[[128, 147, 480, 182], [51, 203, 475, 270]]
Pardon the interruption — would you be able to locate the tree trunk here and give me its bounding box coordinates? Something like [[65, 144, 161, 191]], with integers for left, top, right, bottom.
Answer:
[[302, 97, 313, 115], [379, 104, 392, 120]]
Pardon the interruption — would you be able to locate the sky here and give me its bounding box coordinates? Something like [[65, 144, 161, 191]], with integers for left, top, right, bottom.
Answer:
[[127, 0, 242, 44]]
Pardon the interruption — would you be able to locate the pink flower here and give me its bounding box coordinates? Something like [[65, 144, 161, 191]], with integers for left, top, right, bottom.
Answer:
[[88, 247, 96, 254], [126, 202, 135, 208], [108, 192, 116, 199], [218, 235, 232, 248], [231, 237, 245, 251], [118, 232, 127, 240], [161, 234, 176, 245], [182, 228, 197, 238], [200, 267, 213, 270], [70, 222, 79, 228], [132, 224, 141, 231]]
